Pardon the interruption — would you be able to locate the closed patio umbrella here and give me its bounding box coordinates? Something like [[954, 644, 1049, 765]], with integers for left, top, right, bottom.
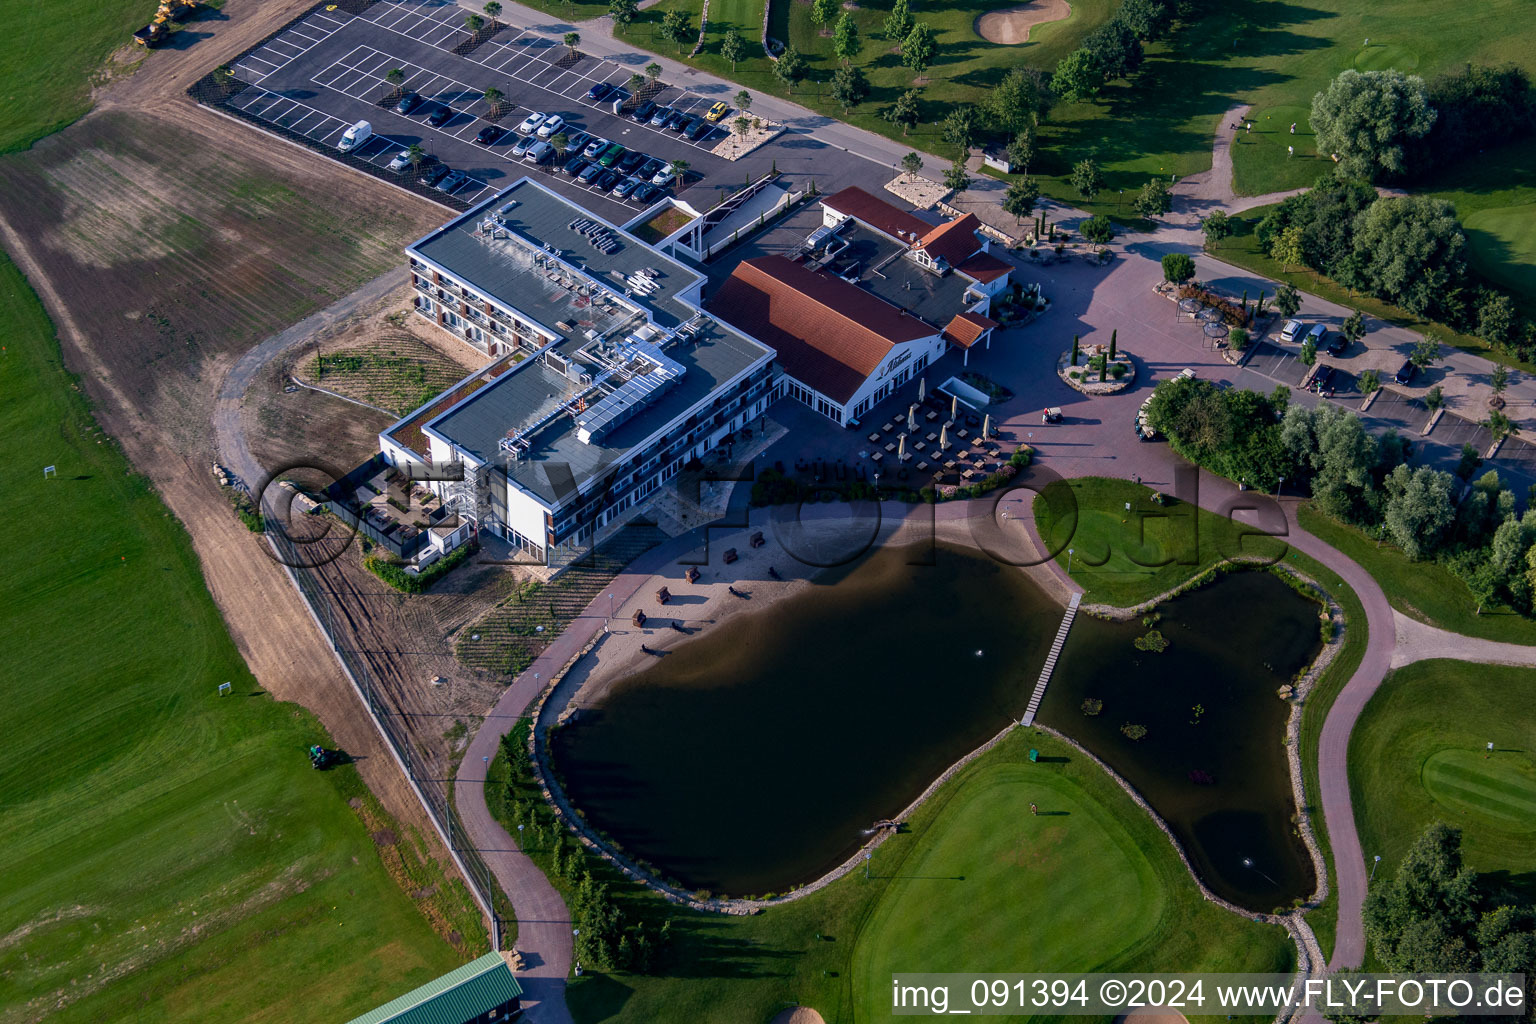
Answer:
[[939, 424, 949, 450], [907, 405, 917, 433], [898, 434, 907, 460], [918, 377, 927, 403], [982, 413, 991, 439], [950, 394, 958, 421]]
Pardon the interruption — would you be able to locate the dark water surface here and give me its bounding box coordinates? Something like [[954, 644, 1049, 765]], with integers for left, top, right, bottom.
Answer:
[[1038, 570, 1322, 910], [548, 542, 1059, 896]]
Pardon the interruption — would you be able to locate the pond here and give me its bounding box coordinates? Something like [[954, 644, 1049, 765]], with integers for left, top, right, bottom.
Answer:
[[548, 542, 1060, 897], [1037, 569, 1322, 911]]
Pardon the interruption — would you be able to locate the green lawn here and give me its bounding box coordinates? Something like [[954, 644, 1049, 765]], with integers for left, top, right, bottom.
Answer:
[[0, 254, 475, 1022], [1222, 0, 1536, 196], [1032, 476, 1287, 607], [1297, 504, 1536, 644], [1415, 137, 1536, 312], [0, 0, 149, 153], [1348, 660, 1536, 898], [552, 730, 1290, 1023]]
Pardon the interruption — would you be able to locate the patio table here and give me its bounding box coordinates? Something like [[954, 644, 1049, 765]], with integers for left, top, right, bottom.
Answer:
[[868, 433, 881, 443], [1199, 306, 1222, 323], [926, 410, 940, 421], [1203, 322, 1228, 338], [884, 442, 896, 452], [1178, 297, 1202, 314]]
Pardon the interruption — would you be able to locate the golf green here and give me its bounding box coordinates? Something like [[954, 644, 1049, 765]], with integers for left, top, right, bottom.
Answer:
[[1464, 205, 1536, 300], [1421, 749, 1536, 831]]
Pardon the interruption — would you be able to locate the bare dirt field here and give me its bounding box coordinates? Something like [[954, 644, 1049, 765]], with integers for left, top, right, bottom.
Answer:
[[0, 0, 471, 904], [974, 0, 1073, 44]]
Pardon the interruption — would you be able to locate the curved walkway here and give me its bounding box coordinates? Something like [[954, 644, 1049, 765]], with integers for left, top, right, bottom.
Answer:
[[1392, 611, 1536, 669]]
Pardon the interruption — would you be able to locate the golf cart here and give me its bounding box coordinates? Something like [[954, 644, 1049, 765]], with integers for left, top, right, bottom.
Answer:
[[1042, 407, 1063, 424]]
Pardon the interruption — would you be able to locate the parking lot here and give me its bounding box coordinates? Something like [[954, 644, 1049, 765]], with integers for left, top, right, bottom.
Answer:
[[1365, 387, 1431, 436], [1244, 341, 1304, 387], [218, 0, 874, 218]]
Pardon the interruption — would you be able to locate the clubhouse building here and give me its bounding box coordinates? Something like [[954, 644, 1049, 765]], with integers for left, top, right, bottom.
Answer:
[[379, 177, 1015, 568]]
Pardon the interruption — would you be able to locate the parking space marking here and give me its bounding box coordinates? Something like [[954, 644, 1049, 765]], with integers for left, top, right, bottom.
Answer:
[[231, 8, 348, 84]]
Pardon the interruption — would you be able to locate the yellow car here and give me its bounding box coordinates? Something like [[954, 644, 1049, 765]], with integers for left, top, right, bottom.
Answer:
[[704, 101, 730, 123]]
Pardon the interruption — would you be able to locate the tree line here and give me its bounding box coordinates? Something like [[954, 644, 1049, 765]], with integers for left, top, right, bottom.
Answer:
[[1254, 178, 1533, 361], [1147, 375, 1536, 616]]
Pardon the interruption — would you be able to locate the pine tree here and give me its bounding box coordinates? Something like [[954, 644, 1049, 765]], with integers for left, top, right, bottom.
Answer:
[[1071, 334, 1080, 366], [1108, 329, 1118, 360]]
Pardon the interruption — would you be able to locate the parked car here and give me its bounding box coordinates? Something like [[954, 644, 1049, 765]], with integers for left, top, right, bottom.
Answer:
[[511, 134, 536, 157], [704, 100, 729, 122], [1280, 318, 1305, 343], [649, 165, 677, 188], [632, 99, 657, 123], [595, 168, 622, 190], [427, 105, 455, 127], [611, 174, 642, 199], [336, 119, 372, 152], [578, 161, 604, 184], [637, 157, 664, 181], [597, 143, 625, 167], [1394, 359, 1416, 385], [585, 82, 614, 102], [1311, 365, 1336, 392], [582, 137, 610, 160], [564, 130, 591, 154], [648, 105, 672, 128], [564, 155, 589, 176], [435, 168, 468, 193], [1306, 322, 1333, 351], [386, 150, 412, 173], [686, 117, 712, 140], [517, 110, 545, 134], [631, 181, 659, 204], [616, 149, 645, 173], [394, 91, 420, 114], [524, 140, 555, 163], [418, 162, 449, 186], [536, 113, 565, 138], [672, 113, 696, 135], [475, 124, 506, 145]]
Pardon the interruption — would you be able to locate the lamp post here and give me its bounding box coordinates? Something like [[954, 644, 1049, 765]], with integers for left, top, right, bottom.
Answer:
[[1371, 854, 1381, 880], [1067, 547, 1075, 575], [605, 591, 614, 631], [864, 851, 872, 879], [873, 470, 880, 499], [1275, 475, 1284, 497], [573, 928, 581, 977]]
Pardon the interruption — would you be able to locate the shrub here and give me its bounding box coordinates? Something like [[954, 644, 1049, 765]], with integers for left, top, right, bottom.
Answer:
[[1120, 722, 1148, 740], [1132, 628, 1169, 652], [1080, 698, 1103, 716], [1009, 445, 1033, 469], [364, 539, 478, 594]]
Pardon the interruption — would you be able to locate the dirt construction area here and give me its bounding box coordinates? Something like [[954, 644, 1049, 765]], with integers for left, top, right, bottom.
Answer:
[[0, 0, 479, 886]]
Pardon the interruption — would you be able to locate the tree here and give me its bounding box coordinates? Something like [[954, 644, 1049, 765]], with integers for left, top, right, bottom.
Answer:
[[884, 89, 921, 135], [483, 1, 502, 19], [406, 143, 425, 170], [1359, 367, 1381, 396], [1108, 329, 1118, 360], [941, 105, 980, 151], [830, 65, 869, 111], [1275, 283, 1302, 318], [609, 0, 637, 32], [774, 45, 807, 93], [483, 86, 504, 114], [1052, 49, 1103, 103], [1119, 0, 1173, 41], [1071, 334, 1080, 365], [1299, 339, 1317, 366], [1200, 209, 1232, 250], [1478, 292, 1519, 350], [1083, 19, 1142, 80], [943, 157, 971, 194], [465, 13, 484, 35], [660, 10, 691, 52], [1133, 178, 1172, 220], [1457, 442, 1483, 480], [811, 0, 838, 29], [833, 12, 860, 64], [720, 28, 747, 71], [627, 72, 646, 97], [1003, 177, 1040, 226], [645, 61, 663, 85], [1161, 252, 1195, 284], [732, 115, 752, 137], [564, 31, 581, 57], [1082, 214, 1115, 249], [1310, 69, 1436, 181], [883, 0, 912, 42], [1229, 326, 1250, 352], [1341, 309, 1367, 344], [1492, 363, 1510, 396], [986, 67, 1051, 135], [386, 67, 406, 93], [1424, 384, 1445, 411], [1273, 225, 1305, 271], [1488, 408, 1516, 442], [900, 151, 923, 177], [1005, 129, 1035, 174], [668, 158, 690, 183], [733, 90, 753, 116], [1352, 196, 1468, 316], [1070, 157, 1102, 200], [550, 132, 570, 158], [901, 22, 937, 77]]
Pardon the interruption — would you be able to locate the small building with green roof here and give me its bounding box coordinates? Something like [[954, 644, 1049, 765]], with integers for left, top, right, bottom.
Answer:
[[343, 952, 522, 1024]]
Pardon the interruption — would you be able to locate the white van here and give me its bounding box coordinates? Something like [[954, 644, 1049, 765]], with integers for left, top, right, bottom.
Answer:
[[337, 120, 372, 152]]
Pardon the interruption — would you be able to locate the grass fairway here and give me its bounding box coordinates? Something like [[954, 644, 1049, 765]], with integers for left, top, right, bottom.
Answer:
[[557, 730, 1290, 1023], [851, 736, 1293, 1020], [1033, 476, 1286, 607], [0, 251, 472, 1018], [1348, 660, 1536, 896]]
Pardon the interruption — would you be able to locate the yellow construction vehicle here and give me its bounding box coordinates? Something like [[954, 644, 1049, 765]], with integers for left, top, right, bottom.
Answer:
[[133, 0, 200, 47]]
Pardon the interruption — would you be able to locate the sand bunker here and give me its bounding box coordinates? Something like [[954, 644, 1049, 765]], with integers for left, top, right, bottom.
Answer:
[[974, 0, 1071, 44], [770, 1009, 827, 1024]]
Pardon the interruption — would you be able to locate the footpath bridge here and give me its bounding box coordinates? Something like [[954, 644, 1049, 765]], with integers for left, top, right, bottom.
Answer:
[[1022, 591, 1081, 726]]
